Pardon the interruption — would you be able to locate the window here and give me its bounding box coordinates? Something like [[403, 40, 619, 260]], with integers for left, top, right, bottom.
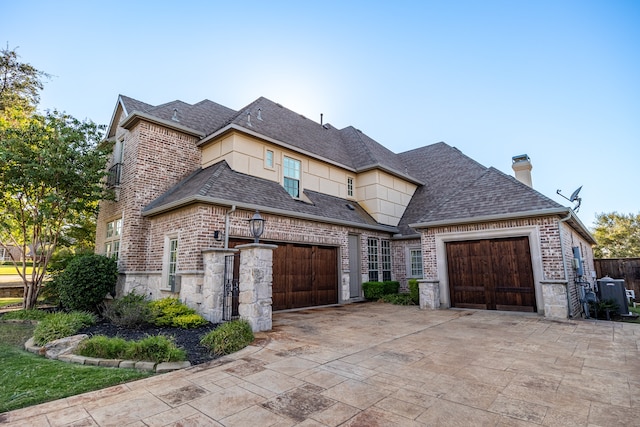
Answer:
[[347, 177, 354, 197], [283, 156, 301, 198], [367, 238, 379, 282], [381, 240, 392, 282], [167, 238, 178, 291], [0, 247, 5, 261], [368, 238, 393, 282], [104, 218, 122, 259], [409, 248, 423, 278], [265, 149, 274, 168]]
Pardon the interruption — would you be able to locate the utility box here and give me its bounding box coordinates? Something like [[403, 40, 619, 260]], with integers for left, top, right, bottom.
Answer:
[[596, 277, 628, 315]]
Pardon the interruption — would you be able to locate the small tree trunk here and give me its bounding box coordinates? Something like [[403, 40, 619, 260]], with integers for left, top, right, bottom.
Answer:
[[23, 280, 39, 310]]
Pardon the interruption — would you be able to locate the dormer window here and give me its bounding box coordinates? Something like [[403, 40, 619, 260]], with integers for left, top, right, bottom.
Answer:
[[283, 156, 301, 198]]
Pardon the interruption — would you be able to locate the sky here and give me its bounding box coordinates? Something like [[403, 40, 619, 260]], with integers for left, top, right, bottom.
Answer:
[[2, 0, 639, 229]]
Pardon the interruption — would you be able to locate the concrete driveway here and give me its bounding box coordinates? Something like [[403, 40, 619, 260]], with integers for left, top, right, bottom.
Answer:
[[2, 303, 639, 426]]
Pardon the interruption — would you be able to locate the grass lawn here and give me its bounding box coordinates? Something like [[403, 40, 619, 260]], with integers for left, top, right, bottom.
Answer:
[[0, 298, 23, 308], [0, 265, 32, 275], [0, 321, 153, 413]]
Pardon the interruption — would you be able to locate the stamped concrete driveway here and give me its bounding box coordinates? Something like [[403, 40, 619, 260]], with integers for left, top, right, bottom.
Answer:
[[2, 303, 639, 426]]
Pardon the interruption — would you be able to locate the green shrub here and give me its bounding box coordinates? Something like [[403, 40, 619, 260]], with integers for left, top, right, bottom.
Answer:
[[200, 320, 254, 356], [33, 311, 96, 346], [41, 248, 95, 305], [76, 335, 128, 359], [102, 291, 154, 328], [2, 309, 50, 321], [76, 334, 186, 363], [383, 281, 400, 295], [57, 254, 118, 312], [408, 279, 419, 304], [149, 297, 206, 328], [362, 282, 385, 300], [172, 313, 208, 329], [379, 293, 415, 305], [124, 335, 186, 362]]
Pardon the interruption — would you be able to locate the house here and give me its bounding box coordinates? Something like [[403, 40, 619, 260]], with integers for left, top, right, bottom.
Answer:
[[96, 95, 596, 328]]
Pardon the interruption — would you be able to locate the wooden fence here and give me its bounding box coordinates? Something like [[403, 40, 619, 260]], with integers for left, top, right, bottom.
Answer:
[[594, 258, 640, 301]]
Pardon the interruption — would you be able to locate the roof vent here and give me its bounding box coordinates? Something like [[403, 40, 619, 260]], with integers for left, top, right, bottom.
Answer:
[[246, 111, 252, 127], [257, 108, 262, 121], [171, 108, 179, 122], [346, 203, 355, 211]]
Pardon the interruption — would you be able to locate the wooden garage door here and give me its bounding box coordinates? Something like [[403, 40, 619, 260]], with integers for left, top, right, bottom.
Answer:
[[272, 243, 338, 311], [446, 237, 536, 312]]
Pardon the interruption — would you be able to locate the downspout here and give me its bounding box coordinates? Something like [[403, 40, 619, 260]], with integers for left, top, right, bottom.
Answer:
[[224, 205, 236, 249], [558, 210, 573, 317]]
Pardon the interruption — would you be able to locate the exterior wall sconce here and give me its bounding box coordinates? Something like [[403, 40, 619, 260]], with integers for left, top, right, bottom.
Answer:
[[213, 230, 224, 242], [248, 210, 265, 243]]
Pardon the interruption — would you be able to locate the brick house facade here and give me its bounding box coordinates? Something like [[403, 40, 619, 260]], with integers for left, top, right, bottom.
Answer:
[[96, 95, 596, 321]]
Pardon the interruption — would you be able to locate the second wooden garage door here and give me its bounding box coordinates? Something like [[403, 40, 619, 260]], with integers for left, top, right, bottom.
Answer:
[[446, 237, 537, 312], [272, 243, 338, 311]]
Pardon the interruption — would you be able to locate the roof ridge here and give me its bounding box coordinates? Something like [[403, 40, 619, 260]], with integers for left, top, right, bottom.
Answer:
[[198, 161, 227, 196]]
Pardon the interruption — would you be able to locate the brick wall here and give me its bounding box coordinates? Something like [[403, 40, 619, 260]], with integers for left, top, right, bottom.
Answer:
[[96, 119, 201, 272]]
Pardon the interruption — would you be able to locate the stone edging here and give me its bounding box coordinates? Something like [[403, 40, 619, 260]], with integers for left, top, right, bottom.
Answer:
[[23, 337, 191, 373]]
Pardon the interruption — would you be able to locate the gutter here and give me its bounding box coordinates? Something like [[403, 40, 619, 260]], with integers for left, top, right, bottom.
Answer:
[[409, 207, 572, 229], [142, 195, 399, 234]]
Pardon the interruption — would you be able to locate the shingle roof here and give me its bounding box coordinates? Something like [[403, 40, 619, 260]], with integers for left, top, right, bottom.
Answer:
[[143, 161, 390, 231], [416, 167, 565, 224], [396, 143, 564, 234], [117, 95, 586, 238]]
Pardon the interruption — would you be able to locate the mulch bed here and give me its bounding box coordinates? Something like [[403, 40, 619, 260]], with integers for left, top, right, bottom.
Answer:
[[78, 320, 221, 365]]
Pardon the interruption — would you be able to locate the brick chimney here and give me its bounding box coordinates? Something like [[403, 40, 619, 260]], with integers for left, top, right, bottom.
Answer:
[[512, 154, 532, 187]]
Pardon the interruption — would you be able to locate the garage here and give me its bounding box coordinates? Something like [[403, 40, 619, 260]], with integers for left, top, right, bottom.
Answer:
[[231, 239, 339, 311], [272, 243, 339, 311], [446, 236, 537, 312]]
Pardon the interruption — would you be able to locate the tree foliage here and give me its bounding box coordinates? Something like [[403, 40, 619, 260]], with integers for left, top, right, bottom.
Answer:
[[592, 212, 640, 258], [0, 46, 49, 112], [0, 111, 112, 308]]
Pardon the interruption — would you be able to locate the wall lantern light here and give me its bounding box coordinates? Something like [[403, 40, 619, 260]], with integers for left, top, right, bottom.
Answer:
[[248, 210, 265, 243]]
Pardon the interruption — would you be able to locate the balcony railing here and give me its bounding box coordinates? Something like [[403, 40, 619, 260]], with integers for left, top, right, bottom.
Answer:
[[107, 163, 122, 188]]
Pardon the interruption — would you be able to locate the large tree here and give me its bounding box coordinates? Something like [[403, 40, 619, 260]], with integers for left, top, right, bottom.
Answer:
[[592, 212, 640, 258], [0, 111, 111, 308], [0, 46, 49, 112]]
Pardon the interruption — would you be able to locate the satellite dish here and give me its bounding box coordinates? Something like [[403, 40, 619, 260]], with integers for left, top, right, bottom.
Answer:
[[556, 186, 583, 212], [569, 186, 582, 202]]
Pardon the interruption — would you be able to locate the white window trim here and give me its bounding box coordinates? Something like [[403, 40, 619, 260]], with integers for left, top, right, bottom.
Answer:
[[265, 148, 275, 170], [283, 155, 302, 198], [161, 233, 179, 291], [406, 246, 423, 279], [347, 176, 354, 198], [104, 218, 122, 259]]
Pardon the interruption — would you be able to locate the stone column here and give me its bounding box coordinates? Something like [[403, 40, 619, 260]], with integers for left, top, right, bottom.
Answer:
[[540, 280, 569, 319], [237, 243, 277, 332], [202, 248, 238, 323], [419, 279, 440, 309]]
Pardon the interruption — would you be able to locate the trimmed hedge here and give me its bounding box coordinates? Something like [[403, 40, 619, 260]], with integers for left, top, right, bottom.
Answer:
[[408, 279, 419, 304], [362, 281, 400, 300]]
